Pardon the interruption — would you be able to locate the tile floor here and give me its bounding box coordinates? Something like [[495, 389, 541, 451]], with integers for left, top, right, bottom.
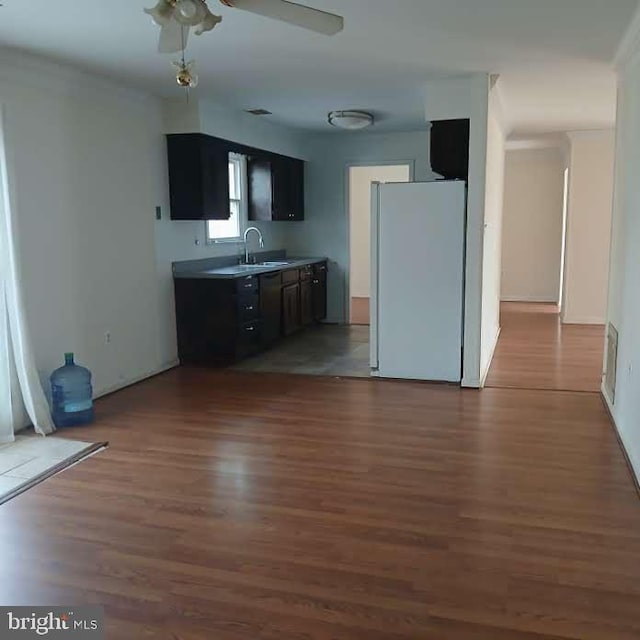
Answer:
[[0, 435, 95, 498], [231, 324, 371, 377]]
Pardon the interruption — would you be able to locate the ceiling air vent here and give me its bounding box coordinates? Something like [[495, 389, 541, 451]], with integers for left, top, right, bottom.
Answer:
[[245, 109, 273, 116]]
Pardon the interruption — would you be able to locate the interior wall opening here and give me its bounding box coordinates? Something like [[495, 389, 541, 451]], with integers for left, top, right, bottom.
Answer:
[[485, 131, 616, 393], [347, 164, 410, 326]]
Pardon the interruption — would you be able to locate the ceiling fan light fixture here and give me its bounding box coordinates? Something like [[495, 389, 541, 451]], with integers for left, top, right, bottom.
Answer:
[[174, 0, 207, 26], [173, 59, 199, 88], [194, 9, 223, 35], [328, 110, 374, 130], [144, 0, 176, 26]]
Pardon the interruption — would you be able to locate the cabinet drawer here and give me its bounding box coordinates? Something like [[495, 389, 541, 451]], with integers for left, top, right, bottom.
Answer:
[[236, 275, 258, 294], [313, 262, 327, 277], [237, 320, 262, 357], [282, 269, 300, 284], [238, 293, 260, 323], [300, 265, 312, 281]]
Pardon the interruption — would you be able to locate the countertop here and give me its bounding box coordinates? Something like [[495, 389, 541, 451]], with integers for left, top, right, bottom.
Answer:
[[173, 257, 327, 280]]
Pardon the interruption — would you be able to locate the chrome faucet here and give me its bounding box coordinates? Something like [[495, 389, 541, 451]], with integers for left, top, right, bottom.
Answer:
[[243, 227, 264, 264]]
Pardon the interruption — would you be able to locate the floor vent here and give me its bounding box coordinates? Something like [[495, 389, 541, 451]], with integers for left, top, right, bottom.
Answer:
[[605, 323, 618, 404]]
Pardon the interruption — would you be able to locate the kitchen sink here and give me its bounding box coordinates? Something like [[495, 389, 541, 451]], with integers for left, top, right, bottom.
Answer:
[[257, 261, 295, 267]]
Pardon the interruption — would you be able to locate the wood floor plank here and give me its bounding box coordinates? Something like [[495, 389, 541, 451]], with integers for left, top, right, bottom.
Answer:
[[350, 297, 370, 325], [1, 368, 639, 639]]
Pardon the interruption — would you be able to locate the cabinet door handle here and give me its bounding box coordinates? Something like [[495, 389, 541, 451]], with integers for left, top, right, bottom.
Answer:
[[246, 326, 255, 332], [313, 279, 319, 284], [245, 305, 254, 311], [244, 283, 253, 289]]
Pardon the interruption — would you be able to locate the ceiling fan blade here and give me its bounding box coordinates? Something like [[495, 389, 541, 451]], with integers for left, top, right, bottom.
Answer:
[[158, 20, 190, 53], [222, 0, 344, 35]]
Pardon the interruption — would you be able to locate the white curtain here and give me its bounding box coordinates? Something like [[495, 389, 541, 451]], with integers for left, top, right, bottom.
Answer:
[[0, 103, 55, 443]]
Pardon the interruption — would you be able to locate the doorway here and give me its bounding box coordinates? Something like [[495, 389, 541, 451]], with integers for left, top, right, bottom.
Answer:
[[486, 133, 615, 392], [348, 164, 410, 325]]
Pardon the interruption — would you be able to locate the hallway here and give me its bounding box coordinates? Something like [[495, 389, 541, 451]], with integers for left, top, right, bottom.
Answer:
[[486, 303, 605, 392]]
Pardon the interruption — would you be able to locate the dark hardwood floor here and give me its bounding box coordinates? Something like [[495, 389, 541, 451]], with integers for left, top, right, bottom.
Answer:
[[2, 368, 640, 639]]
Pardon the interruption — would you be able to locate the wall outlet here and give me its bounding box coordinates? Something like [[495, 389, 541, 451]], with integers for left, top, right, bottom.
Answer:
[[104, 331, 112, 345]]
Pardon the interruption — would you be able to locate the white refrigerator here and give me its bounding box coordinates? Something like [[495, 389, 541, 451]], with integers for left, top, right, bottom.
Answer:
[[370, 180, 466, 382]]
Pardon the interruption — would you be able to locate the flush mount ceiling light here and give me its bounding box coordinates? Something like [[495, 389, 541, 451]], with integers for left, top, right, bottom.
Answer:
[[328, 110, 374, 131], [145, 0, 344, 54]]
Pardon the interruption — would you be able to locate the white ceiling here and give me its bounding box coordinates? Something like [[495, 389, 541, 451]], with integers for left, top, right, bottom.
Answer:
[[0, 0, 636, 134]]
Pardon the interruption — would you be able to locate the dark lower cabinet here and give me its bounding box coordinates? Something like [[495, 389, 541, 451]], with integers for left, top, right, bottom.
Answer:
[[312, 263, 327, 321], [282, 282, 301, 336], [260, 271, 282, 346], [175, 260, 327, 364], [236, 319, 262, 359], [300, 272, 313, 326], [174, 276, 262, 363]]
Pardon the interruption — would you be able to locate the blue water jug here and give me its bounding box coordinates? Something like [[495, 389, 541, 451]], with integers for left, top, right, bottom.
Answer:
[[50, 353, 94, 427]]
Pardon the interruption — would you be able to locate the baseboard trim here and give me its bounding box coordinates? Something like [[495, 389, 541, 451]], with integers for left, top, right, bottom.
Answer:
[[479, 327, 501, 388], [562, 316, 606, 326], [601, 384, 640, 499], [501, 296, 558, 303], [94, 360, 180, 400], [12, 361, 181, 439]]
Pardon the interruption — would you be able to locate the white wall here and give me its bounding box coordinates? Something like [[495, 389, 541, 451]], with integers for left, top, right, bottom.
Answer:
[[605, 49, 640, 485], [563, 130, 615, 324], [287, 130, 436, 323], [425, 74, 490, 387], [0, 51, 172, 398], [348, 164, 410, 299], [480, 90, 506, 382], [501, 147, 566, 303]]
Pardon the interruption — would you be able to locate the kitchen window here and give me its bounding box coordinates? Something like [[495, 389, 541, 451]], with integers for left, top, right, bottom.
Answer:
[[206, 153, 247, 243]]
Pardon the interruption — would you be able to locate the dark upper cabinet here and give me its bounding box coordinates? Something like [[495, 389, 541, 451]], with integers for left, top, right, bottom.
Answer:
[[248, 153, 305, 222], [247, 157, 273, 222], [167, 134, 231, 220], [430, 119, 470, 181], [273, 155, 305, 221]]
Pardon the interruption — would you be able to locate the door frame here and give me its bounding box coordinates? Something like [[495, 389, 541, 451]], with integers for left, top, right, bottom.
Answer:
[[344, 160, 415, 325], [559, 166, 571, 316]]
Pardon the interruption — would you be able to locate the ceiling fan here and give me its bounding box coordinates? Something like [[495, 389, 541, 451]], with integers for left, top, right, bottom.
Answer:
[[145, 0, 344, 54]]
